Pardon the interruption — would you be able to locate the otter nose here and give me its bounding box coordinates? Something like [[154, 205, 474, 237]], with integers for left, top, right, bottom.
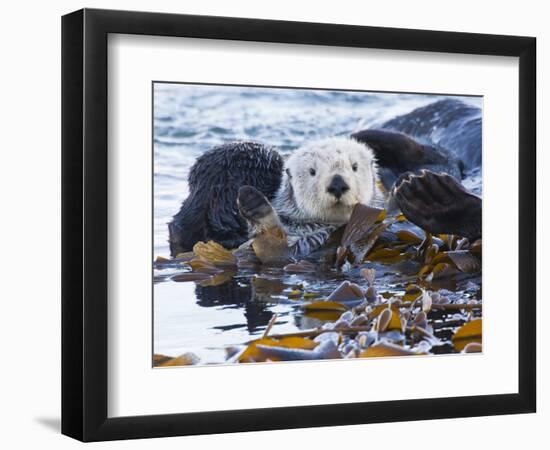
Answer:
[[327, 175, 350, 199]]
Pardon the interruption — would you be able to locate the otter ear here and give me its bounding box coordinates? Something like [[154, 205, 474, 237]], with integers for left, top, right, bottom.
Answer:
[[285, 168, 292, 178]]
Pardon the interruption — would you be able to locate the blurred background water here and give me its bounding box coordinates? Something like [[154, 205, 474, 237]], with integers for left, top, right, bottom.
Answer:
[[153, 83, 482, 363]]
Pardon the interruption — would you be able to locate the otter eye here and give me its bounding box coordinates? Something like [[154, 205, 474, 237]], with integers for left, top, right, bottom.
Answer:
[[309, 168, 316, 176], [352, 163, 358, 172]]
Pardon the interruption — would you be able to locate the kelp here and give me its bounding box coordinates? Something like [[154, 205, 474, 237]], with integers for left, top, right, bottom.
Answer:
[[335, 204, 391, 267], [360, 268, 376, 285], [452, 319, 482, 351], [172, 272, 213, 282], [193, 241, 236, 267], [238, 337, 319, 363], [251, 226, 290, 265], [327, 281, 364, 303], [283, 260, 317, 273], [304, 301, 348, 312], [431, 251, 481, 273], [153, 352, 200, 367], [154, 203, 482, 366], [359, 342, 422, 358]]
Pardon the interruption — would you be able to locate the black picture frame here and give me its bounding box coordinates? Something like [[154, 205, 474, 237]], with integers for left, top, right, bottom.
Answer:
[[62, 8, 536, 442]]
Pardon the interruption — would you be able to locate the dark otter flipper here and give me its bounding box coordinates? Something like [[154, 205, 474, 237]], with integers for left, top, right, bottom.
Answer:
[[392, 170, 481, 240], [237, 186, 279, 228], [237, 186, 291, 265]]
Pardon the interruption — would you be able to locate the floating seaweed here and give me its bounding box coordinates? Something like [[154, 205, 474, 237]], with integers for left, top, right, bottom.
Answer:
[[193, 241, 237, 267], [153, 352, 200, 367], [283, 260, 317, 273], [452, 319, 482, 351], [153, 203, 482, 365], [335, 204, 390, 267]]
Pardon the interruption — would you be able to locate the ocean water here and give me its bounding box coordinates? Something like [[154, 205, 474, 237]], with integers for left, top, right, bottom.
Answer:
[[153, 83, 482, 362]]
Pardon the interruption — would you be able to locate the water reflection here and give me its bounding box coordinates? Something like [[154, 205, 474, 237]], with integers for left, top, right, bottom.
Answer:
[[194, 279, 275, 334]]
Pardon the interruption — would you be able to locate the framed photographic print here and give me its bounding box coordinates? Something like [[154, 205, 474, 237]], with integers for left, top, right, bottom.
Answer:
[[61, 8, 536, 442]]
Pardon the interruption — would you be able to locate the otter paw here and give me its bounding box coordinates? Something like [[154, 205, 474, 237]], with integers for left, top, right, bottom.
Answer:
[[391, 170, 481, 240], [237, 186, 278, 227]]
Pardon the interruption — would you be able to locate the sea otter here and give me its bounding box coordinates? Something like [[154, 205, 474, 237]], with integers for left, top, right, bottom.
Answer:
[[168, 137, 383, 258], [168, 99, 482, 257], [236, 137, 384, 261]]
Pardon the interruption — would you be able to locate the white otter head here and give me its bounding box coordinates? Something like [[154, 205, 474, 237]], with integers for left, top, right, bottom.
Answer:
[[277, 137, 379, 224]]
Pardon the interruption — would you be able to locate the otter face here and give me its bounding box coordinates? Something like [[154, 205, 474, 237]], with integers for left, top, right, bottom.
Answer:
[[283, 137, 379, 223]]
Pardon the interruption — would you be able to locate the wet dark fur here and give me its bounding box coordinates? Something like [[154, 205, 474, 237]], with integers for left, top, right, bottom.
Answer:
[[168, 142, 283, 256], [379, 98, 481, 171], [352, 129, 464, 190]]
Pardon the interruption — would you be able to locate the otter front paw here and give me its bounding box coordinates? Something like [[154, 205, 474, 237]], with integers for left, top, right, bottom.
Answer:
[[237, 186, 280, 229]]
